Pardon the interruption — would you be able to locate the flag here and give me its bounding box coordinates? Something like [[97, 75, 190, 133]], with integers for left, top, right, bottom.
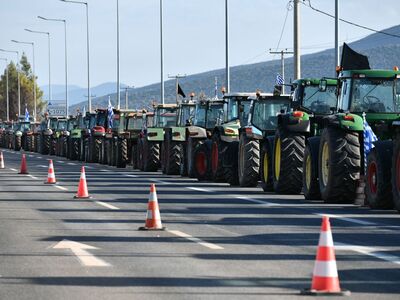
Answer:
[[363, 114, 378, 173], [276, 73, 284, 85], [107, 97, 114, 128], [341, 43, 370, 71], [178, 83, 186, 98], [24, 107, 30, 122]]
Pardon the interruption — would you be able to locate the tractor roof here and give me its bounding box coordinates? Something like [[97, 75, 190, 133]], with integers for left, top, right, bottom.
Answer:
[[293, 78, 337, 86], [223, 92, 256, 99], [155, 104, 177, 109], [339, 69, 400, 79]]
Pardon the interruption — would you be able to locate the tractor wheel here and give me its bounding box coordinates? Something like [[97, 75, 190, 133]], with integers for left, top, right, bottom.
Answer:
[[318, 127, 361, 203], [143, 139, 160, 172], [303, 138, 321, 200], [194, 140, 212, 181], [63, 137, 68, 157], [260, 137, 274, 192], [93, 138, 102, 163], [211, 133, 226, 181], [366, 140, 393, 209], [223, 141, 239, 186], [50, 138, 56, 156], [179, 143, 187, 177], [165, 139, 181, 175], [131, 142, 138, 169], [238, 134, 260, 187], [116, 138, 128, 168], [272, 128, 305, 194], [391, 138, 400, 212], [186, 137, 203, 178], [71, 139, 79, 160], [14, 136, 21, 151], [106, 140, 112, 165]]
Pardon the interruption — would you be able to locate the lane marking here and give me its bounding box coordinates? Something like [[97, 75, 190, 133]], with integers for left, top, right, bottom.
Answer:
[[9, 168, 17, 172], [100, 169, 111, 172], [95, 201, 120, 210], [317, 213, 377, 226], [27, 175, 39, 180], [57, 161, 64, 164], [124, 174, 138, 178], [85, 166, 93, 169], [53, 240, 111, 267], [151, 179, 167, 185], [168, 230, 224, 250], [54, 185, 68, 191], [336, 243, 400, 265], [67, 162, 77, 166], [233, 195, 277, 206], [187, 187, 212, 193], [37, 156, 42, 159], [37, 165, 48, 168]]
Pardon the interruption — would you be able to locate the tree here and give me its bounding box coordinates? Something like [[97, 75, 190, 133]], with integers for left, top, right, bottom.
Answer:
[[0, 53, 45, 121]]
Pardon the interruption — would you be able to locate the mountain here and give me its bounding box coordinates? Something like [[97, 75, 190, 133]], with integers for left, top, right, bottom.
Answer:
[[41, 82, 128, 107], [70, 24, 400, 112]]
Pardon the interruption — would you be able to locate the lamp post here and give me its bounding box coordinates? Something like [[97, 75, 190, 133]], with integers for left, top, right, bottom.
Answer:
[[0, 58, 9, 121], [0, 49, 20, 117], [225, 0, 230, 93], [11, 40, 36, 121], [38, 16, 68, 117], [60, 0, 91, 112], [25, 29, 51, 104], [116, 0, 121, 109], [160, 0, 164, 105]]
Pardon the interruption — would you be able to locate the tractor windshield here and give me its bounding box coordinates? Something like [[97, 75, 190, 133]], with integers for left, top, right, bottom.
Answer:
[[227, 98, 251, 124], [350, 78, 400, 113], [96, 112, 107, 127], [193, 104, 207, 127], [57, 120, 67, 130], [112, 114, 120, 129], [155, 108, 177, 128], [252, 99, 291, 131], [206, 103, 224, 128], [67, 119, 77, 130], [178, 105, 195, 126], [17, 123, 30, 132], [49, 119, 58, 129], [301, 85, 337, 114], [127, 117, 143, 130]]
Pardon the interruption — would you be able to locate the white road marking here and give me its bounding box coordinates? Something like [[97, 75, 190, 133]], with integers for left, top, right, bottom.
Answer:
[[57, 161, 64, 164], [187, 187, 212, 192], [53, 240, 111, 267], [28, 155, 34, 158], [168, 230, 224, 250], [54, 185, 68, 191], [336, 243, 400, 265], [100, 169, 111, 172], [85, 166, 93, 169], [233, 195, 277, 206], [37, 156, 42, 159], [317, 213, 377, 226], [27, 175, 39, 180], [9, 168, 17, 172], [67, 162, 76, 166], [95, 201, 120, 210], [151, 179, 167, 185], [124, 174, 138, 178], [38, 165, 48, 168]]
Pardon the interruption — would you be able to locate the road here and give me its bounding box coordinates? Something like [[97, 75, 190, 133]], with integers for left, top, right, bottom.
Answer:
[[0, 149, 399, 300]]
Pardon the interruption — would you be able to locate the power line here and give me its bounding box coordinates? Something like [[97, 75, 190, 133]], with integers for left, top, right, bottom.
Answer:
[[302, 0, 400, 39]]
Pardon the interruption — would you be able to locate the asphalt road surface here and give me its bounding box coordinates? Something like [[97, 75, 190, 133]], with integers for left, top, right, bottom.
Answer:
[[0, 149, 399, 300]]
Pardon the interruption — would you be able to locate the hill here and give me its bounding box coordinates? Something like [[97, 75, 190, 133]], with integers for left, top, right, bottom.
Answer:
[[70, 25, 400, 112]]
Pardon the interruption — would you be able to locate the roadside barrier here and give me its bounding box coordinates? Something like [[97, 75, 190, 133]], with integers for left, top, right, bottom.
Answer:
[[139, 184, 165, 231], [44, 159, 57, 184], [301, 216, 350, 296], [0, 151, 4, 169], [74, 166, 91, 199], [18, 154, 29, 174]]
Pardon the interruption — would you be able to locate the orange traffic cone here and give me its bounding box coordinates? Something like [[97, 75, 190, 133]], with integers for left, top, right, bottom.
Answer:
[[0, 151, 4, 169], [74, 166, 91, 199], [18, 154, 29, 174], [301, 216, 350, 296], [44, 159, 57, 184], [139, 184, 165, 230]]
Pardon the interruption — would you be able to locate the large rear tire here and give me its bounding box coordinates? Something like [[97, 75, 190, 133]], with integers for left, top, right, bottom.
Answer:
[[164, 131, 181, 175], [185, 137, 203, 178], [365, 140, 393, 209], [143, 139, 160, 172], [272, 128, 305, 194], [303, 137, 321, 200], [391, 138, 400, 212], [116, 138, 128, 168], [318, 127, 361, 203], [194, 140, 212, 181], [14, 136, 21, 151], [211, 133, 226, 181], [238, 134, 260, 187], [260, 138, 274, 192], [223, 141, 239, 186]]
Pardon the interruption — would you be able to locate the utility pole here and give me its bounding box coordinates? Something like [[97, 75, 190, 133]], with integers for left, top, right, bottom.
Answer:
[[116, 0, 120, 109], [335, 0, 339, 74], [293, 0, 301, 80], [168, 74, 187, 104], [120, 86, 134, 109], [225, 0, 230, 93], [269, 49, 293, 94], [160, 0, 164, 105]]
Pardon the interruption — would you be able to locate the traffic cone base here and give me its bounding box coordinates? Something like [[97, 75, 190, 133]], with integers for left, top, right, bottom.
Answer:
[[44, 160, 57, 184], [74, 166, 91, 199], [301, 216, 350, 296], [18, 154, 29, 174], [139, 184, 166, 231]]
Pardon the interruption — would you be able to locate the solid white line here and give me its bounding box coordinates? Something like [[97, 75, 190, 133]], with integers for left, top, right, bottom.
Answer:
[[27, 175, 39, 180], [9, 168, 17, 172], [95, 201, 120, 210], [54, 185, 68, 191], [124, 174, 138, 178], [168, 230, 224, 250], [317, 213, 377, 226], [336, 242, 400, 265], [187, 187, 211, 192], [100, 169, 111, 172]]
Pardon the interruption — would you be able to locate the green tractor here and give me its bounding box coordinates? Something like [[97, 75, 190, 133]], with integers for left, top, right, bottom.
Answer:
[[161, 101, 196, 175], [182, 99, 224, 178], [317, 68, 400, 205], [238, 92, 292, 188], [12, 121, 31, 151], [66, 113, 86, 160], [49, 117, 68, 156], [56, 117, 77, 157], [271, 78, 338, 196], [137, 104, 177, 172], [126, 110, 154, 170], [84, 109, 108, 163]]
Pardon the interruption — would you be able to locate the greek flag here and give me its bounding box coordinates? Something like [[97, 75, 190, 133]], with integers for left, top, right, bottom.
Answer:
[[363, 117, 377, 157], [24, 107, 30, 122], [107, 97, 114, 128], [276, 73, 284, 85]]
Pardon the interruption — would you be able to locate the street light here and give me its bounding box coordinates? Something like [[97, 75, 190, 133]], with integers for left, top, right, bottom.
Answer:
[[38, 16, 68, 117], [0, 49, 20, 117], [160, 0, 164, 104], [225, 0, 230, 93], [60, 0, 91, 112], [0, 58, 10, 121], [11, 40, 36, 121], [25, 29, 51, 103]]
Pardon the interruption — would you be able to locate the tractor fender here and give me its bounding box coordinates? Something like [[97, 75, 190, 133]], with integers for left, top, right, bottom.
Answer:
[[187, 126, 207, 139], [278, 112, 310, 133], [322, 113, 363, 131]]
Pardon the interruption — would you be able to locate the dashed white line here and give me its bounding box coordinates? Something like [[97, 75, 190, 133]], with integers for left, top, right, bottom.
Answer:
[[233, 195, 277, 206], [151, 179, 167, 185], [336, 242, 400, 265], [168, 230, 223, 250], [37, 156, 42, 159], [9, 168, 17, 172], [317, 213, 377, 226], [57, 161, 64, 164], [37, 165, 48, 168], [85, 166, 93, 169], [187, 187, 212, 193], [95, 201, 120, 210], [100, 169, 111, 172], [27, 174, 39, 180], [54, 185, 68, 191], [67, 162, 76, 166]]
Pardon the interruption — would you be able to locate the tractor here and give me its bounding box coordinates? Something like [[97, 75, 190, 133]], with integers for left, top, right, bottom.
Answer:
[[84, 109, 108, 163], [49, 117, 68, 156], [11, 121, 31, 151]]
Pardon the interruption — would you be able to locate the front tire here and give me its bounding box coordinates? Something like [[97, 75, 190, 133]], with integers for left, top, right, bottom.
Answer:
[[238, 134, 260, 187], [303, 139, 321, 200], [391, 138, 400, 212]]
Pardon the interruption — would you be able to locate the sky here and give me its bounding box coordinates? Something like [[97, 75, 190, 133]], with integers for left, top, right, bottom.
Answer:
[[0, 0, 400, 92]]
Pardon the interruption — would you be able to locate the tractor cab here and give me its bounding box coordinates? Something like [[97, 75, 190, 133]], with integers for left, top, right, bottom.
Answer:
[[153, 104, 178, 128]]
